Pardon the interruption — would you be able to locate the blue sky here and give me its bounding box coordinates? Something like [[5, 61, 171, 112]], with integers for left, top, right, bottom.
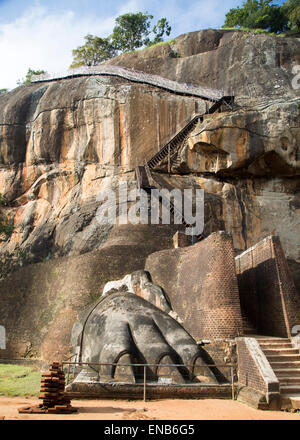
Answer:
[[0, 0, 285, 89]]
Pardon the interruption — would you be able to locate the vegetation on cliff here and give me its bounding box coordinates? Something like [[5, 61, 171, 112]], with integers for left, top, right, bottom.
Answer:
[[223, 0, 300, 34], [0, 194, 13, 241], [17, 68, 47, 85]]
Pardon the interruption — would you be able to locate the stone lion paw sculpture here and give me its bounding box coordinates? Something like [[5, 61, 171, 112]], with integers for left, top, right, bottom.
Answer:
[[71, 271, 217, 384]]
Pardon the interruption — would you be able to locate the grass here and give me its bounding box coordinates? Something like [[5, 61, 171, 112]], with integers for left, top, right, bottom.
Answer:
[[222, 26, 300, 38], [145, 39, 177, 49], [222, 26, 277, 35], [0, 364, 41, 397], [127, 39, 177, 54]]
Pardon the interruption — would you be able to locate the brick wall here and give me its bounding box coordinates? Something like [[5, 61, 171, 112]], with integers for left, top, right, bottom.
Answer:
[[236, 236, 300, 337], [236, 337, 279, 401], [237, 339, 268, 393], [146, 231, 243, 340]]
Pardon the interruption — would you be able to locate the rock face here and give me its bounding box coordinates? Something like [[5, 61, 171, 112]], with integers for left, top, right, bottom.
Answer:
[[0, 76, 204, 275], [0, 29, 300, 361], [106, 29, 300, 106]]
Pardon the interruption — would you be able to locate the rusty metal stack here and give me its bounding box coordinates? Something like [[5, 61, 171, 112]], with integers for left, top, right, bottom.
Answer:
[[18, 362, 77, 414]]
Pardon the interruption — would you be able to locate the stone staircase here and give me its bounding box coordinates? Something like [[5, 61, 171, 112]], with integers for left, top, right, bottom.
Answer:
[[242, 315, 257, 336], [257, 337, 300, 410]]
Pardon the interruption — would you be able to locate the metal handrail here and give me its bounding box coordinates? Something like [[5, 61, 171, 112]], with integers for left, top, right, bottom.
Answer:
[[30, 65, 224, 101], [62, 361, 234, 368], [62, 360, 236, 401]]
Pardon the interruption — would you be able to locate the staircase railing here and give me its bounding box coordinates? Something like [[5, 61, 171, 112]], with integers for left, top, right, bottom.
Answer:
[[135, 95, 234, 242], [146, 96, 232, 171]]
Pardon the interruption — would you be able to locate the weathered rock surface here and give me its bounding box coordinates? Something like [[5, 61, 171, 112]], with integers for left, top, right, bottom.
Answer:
[[0, 29, 300, 361], [106, 29, 300, 106], [0, 76, 204, 275], [157, 100, 300, 177]]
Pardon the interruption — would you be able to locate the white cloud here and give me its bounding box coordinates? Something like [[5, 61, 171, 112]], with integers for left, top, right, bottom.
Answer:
[[0, 4, 116, 89], [150, 0, 242, 37]]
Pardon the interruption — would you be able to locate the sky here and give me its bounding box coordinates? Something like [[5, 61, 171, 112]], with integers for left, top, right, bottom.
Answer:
[[0, 0, 286, 90]]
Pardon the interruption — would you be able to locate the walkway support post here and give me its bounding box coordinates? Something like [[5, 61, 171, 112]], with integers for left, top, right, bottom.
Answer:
[[231, 366, 235, 400], [143, 365, 147, 402]]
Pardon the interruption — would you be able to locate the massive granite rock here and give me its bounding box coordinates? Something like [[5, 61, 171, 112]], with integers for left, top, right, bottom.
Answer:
[[105, 29, 300, 106], [0, 29, 300, 361], [0, 75, 204, 276]]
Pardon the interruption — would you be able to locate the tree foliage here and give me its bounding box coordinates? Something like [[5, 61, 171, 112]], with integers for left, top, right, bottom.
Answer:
[[0, 89, 8, 95], [70, 12, 172, 68], [223, 0, 289, 33], [112, 12, 154, 52], [70, 34, 117, 68], [0, 194, 13, 241], [282, 0, 300, 30], [150, 18, 172, 45], [17, 68, 47, 85]]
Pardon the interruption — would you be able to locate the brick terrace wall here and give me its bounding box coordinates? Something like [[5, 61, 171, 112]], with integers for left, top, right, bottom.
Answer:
[[145, 231, 243, 340], [237, 339, 268, 393], [236, 338, 279, 396], [236, 236, 300, 337]]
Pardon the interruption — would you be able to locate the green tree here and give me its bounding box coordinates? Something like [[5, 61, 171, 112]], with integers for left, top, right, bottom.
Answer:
[[70, 34, 117, 68], [111, 12, 154, 52], [0, 194, 13, 240], [223, 1, 253, 27], [147, 17, 172, 45], [0, 88, 8, 95], [112, 13, 171, 51], [223, 0, 288, 33], [17, 68, 47, 85], [70, 12, 172, 68], [282, 0, 300, 30]]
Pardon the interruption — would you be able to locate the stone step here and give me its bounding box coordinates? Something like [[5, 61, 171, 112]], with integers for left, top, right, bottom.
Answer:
[[259, 342, 293, 349], [256, 338, 290, 344], [280, 385, 300, 394], [262, 348, 300, 356], [270, 361, 300, 369], [241, 318, 257, 334], [280, 395, 300, 410], [274, 368, 300, 377], [242, 325, 257, 331], [278, 377, 300, 385], [267, 354, 300, 363]]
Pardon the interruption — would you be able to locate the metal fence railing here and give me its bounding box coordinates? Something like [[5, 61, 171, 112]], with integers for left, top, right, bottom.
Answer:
[[30, 65, 224, 101], [61, 361, 236, 401]]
